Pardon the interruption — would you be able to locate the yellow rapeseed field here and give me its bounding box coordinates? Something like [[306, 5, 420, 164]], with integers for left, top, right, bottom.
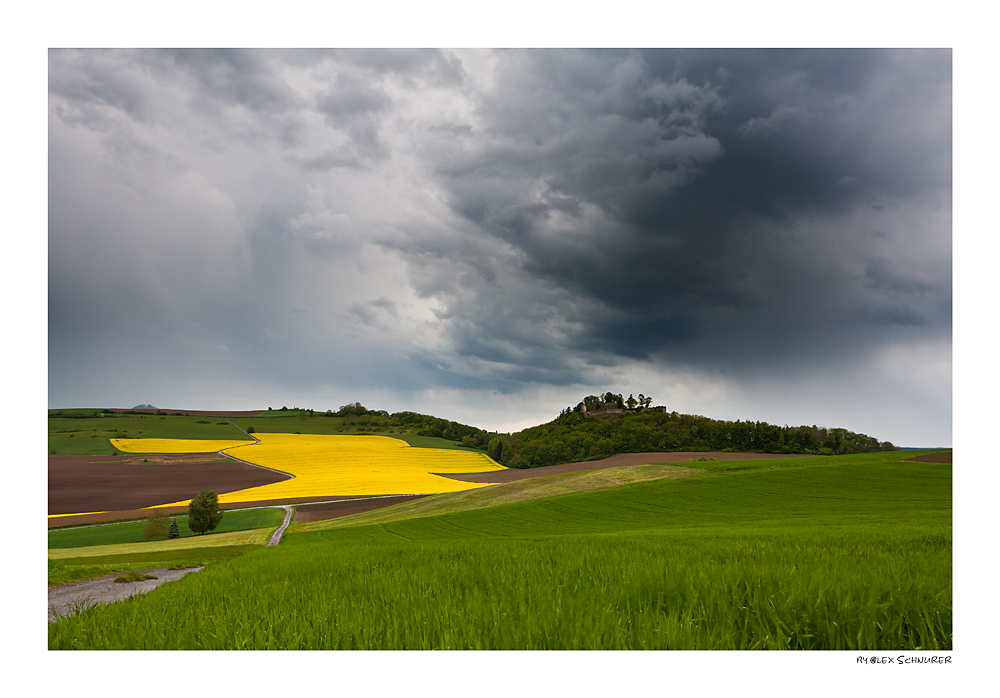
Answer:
[[116, 433, 506, 507], [110, 438, 256, 453]]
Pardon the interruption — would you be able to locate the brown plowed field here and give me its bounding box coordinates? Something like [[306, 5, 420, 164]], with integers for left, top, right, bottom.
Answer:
[[440, 451, 812, 484], [48, 454, 289, 523], [903, 451, 952, 464], [107, 408, 263, 418], [294, 495, 432, 523]]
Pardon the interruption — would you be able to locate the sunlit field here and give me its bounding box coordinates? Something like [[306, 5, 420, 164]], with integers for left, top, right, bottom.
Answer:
[[109, 438, 254, 453], [113, 433, 506, 506]]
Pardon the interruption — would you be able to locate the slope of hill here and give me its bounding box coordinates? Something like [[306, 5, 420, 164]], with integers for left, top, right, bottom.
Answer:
[[492, 410, 895, 469]]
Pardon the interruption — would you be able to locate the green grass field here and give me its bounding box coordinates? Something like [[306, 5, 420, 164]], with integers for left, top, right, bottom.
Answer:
[[292, 451, 908, 532], [49, 507, 286, 549], [48, 409, 485, 454], [48, 411, 248, 455], [48, 452, 951, 649], [48, 546, 259, 587]]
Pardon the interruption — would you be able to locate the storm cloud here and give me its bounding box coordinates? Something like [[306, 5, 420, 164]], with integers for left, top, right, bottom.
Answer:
[[48, 49, 951, 446]]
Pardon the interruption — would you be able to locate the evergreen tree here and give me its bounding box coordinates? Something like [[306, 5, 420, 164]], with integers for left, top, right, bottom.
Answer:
[[169, 518, 180, 539]]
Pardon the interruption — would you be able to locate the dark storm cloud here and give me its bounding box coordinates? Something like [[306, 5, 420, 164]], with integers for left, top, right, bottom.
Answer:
[[407, 49, 951, 377]]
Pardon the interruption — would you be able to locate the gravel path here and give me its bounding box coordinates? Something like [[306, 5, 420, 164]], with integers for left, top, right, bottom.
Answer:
[[48, 566, 204, 623], [267, 506, 293, 546]]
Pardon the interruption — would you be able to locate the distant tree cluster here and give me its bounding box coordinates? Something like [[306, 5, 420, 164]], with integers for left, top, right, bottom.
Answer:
[[309, 402, 497, 447], [571, 392, 655, 414], [494, 394, 896, 469]]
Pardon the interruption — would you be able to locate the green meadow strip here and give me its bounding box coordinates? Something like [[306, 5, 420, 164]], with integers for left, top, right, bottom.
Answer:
[[49, 508, 286, 549], [48, 412, 249, 455]]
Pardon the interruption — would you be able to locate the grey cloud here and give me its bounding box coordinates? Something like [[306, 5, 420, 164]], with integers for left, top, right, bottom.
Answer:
[[157, 49, 298, 114], [395, 49, 951, 384], [737, 105, 816, 136], [316, 73, 391, 120], [868, 307, 930, 327], [301, 149, 364, 171], [288, 48, 467, 87], [864, 259, 936, 297], [350, 298, 400, 326], [49, 49, 154, 125], [314, 73, 393, 161]]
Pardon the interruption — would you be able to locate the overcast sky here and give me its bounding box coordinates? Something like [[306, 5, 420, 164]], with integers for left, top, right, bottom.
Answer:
[[48, 48, 952, 446]]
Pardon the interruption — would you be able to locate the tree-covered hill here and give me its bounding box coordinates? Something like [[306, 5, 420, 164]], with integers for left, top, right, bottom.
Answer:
[[490, 408, 895, 469], [322, 395, 896, 470]]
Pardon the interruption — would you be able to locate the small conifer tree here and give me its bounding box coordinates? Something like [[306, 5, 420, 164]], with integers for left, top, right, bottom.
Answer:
[[169, 518, 180, 539]]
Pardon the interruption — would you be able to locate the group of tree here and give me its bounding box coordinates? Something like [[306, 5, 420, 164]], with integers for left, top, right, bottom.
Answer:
[[491, 403, 895, 469], [270, 401, 498, 448], [564, 392, 655, 415]]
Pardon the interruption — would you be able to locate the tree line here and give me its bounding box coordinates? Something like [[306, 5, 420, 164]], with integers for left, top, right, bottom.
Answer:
[[491, 407, 895, 469], [269, 402, 498, 446]]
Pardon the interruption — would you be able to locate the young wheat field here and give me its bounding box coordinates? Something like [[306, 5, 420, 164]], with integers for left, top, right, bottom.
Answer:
[[48, 454, 951, 650]]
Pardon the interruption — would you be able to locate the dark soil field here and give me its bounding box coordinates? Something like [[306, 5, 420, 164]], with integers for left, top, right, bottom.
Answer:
[[107, 408, 262, 418], [442, 450, 810, 484], [294, 495, 432, 523], [903, 451, 952, 464], [48, 454, 288, 522]]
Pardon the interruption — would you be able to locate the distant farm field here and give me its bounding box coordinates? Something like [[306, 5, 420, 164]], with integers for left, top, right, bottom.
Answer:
[[112, 433, 506, 507], [230, 415, 488, 452], [49, 453, 951, 650], [48, 454, 288, 518], [48, 411, 250, 455], [50, 426, 505, 527]]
